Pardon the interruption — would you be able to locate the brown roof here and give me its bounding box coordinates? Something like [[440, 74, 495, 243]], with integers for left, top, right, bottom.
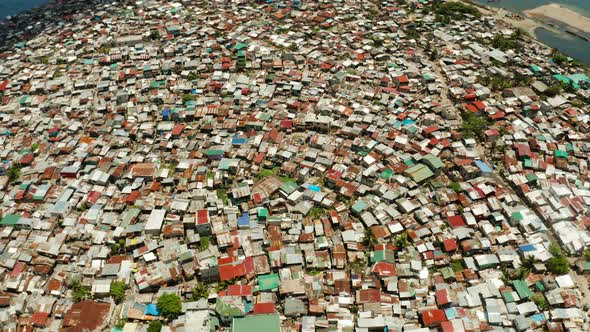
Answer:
[[130, 163, 155, 178], [61, 301, 111, 332]]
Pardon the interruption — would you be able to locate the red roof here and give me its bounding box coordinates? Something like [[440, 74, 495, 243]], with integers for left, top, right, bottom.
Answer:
[[31, 312, 49, 327], [436, 289, 450, 306], [218, 257, 254, 281], [88, 191, 101, 204], [489, 111, 505, 120], [0, 80, 8, 91], [126, 191, 139, 204], [225, 284, 253, 297], [197, 210, 209, 225], [398, 75, 409, 83], [443, 238, 458, 252], [171, 124, 185, 136], [254, 152, 265, 164], [252, 302, 275, 314], [371, 261, 397, 277], [473, 100, 486, 110], [10, 262, 25, 277], [447, 215, 466, 228], [279, 120, 293, 129], [421, 309, 447, 327], [358, 288, 381, 303], [464, 103, 477, 113], [20, 154, 33, 165]]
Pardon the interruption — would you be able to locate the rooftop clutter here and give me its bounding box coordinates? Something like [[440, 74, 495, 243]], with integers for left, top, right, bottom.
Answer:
[[0, 0, 589, 331]]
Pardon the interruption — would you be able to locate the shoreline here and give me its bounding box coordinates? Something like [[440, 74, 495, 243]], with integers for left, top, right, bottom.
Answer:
[[524, 3, 590, 35], [456, 0, 590, 66], [452, 0, 555, 38]]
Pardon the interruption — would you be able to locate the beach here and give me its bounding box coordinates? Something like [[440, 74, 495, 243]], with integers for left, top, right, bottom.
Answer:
[[452, 0, 550, 37], [525, 3, 590, 34]]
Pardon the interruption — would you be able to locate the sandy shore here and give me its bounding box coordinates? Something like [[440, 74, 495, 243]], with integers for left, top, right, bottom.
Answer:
[[449, 0, 543, 37], [525, 3, 590, 34]]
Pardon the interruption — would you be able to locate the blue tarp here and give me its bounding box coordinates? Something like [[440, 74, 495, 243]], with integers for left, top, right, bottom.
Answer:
[[145, 303, 160, 316], [474, 160, 492, 173], [307, 184, 321, 192], [519, 244, 536, 252], [530, 313, 546, 323]]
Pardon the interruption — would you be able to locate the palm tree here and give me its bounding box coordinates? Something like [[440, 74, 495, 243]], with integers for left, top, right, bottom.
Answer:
[[521, 255, 539, 274]]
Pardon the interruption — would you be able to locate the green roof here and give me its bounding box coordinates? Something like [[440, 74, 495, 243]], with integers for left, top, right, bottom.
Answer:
[[380, 169, 393, 179], [423, 154, 444, 169], [404, 163, 434, 183], [440, 267, 454, 280], [555, 150, 568, 158], [207, 149, 225, 156], [258, 274, 280, 291], [370, 249, 396, 263], [231, 314, 280, 332], [215, 300, 243, 319], [258, 207, 268, 219], [513, 280, 533, 299], [511, 212, 523, 221], [502, 291, 516, 303], [0, 214, 22, 226]]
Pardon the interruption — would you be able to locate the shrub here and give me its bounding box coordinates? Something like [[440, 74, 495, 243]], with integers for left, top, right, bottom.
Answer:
[[110, 281, 126, 304], [147, 320, 163, 332], [157, 293, 182, 321]]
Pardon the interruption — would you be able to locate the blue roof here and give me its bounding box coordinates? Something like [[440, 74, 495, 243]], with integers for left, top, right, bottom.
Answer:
[[162, 109, 170, 116], [444, 307, 457, 319], [474, 160, 492, 173], [232, 134, 247, 145], [530, 313, 546, 323], [238, 213, 250, 226], [145, 303, 160, 316], [402, 119, 416, 126], [519, 244, 536, 252], [307, 184, 321, 192]]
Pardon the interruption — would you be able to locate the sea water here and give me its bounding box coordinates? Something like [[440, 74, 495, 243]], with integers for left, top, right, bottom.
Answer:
[[0, 0, 48, 18], [475, 0, 590, 65]]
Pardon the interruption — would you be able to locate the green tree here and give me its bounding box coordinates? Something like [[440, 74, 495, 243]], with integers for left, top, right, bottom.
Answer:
[[546, 245, 570, 275], [449, 182, 462, 193], [192, 283, 209, 301], [199, 236, 210, 252], [395, 232, 410, 248], [461, 112, 490, 141], [521, 255, 539, 274], [147, 320, 163, 332], [182, 94, 196, 104], [363, 228, 378, 248], [150, 30, 161, 41], [157, 293, 182, 320], [309, 207, 326, 219], [531, 293, 550, 310], [551, 50, 569, 65], [544, 84, 561, 97], [70, 280, 91, 302], [584, 249, 590, 261], [110, 281, 126, 304], [7, 165, 21, 183]]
